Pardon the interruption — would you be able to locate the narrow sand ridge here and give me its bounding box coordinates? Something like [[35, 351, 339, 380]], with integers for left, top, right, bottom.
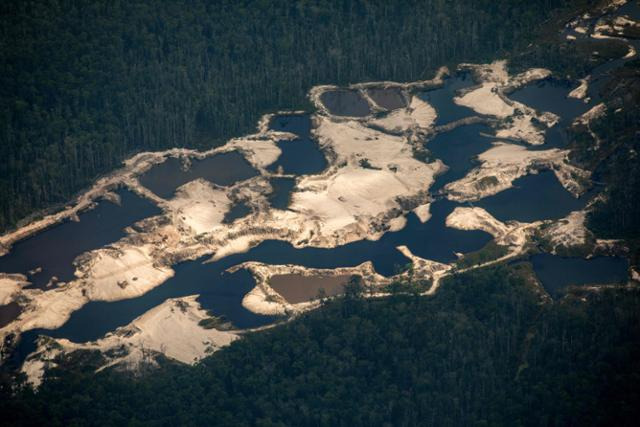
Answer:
[[568, 77, 590, 102], [446, 206, 536, 249]]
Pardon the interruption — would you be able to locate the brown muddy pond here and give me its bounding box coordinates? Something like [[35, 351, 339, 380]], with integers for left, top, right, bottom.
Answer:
[[0, 302, 21, 328], [320, 90, 371, 117], [269, 273, 356, 303], [366, 88, 407, 110]]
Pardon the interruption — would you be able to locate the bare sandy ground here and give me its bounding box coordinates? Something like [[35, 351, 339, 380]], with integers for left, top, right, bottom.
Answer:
[[453, 60, 558, 146], [22, 295, 238, 386], [0, 57, 609, 382], [444, 143, 589, 202]]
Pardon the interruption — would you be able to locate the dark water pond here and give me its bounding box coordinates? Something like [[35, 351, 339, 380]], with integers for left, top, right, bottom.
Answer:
[[268, 114, 327, 175], [13, 265, 278, 363], [13, 198, 491, 363], [531, 254, 629, 297], [0, 302, 21, 328], [269, 273, 352, 304], [13, 51, 638, 367], [138, 152, 257, 199], [269, 114, 312, 137], [476, 171, 592, 222], [268, 139, 327, 176], [269, 178, 296, 210], [620, 0, 640, 19], [427, 124, 494, 192], [320, 90, 371, 117], [236, 201, 490, 279], [366, 88, 407, 110], [0, 190, 160, 289], [59, 263, 274, 341], [509, 78, 591, 148], [418, 73, 476, 126], [223, 202, 252, 224], [509, 78, 589, 122]]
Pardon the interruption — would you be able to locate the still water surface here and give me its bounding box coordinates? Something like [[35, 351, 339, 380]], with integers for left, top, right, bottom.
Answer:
[[0, 189, 160, 289]]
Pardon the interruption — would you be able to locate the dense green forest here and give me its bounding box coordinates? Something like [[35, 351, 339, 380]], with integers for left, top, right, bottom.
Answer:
[[0, 0, 594, 231], [561, 58, 640, 264], [2, 265, 638, 425], [584, 61, 640, 244]]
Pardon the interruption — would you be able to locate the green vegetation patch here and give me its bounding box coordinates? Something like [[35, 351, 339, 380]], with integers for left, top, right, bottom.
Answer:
[[455, 240, 510, 269]]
